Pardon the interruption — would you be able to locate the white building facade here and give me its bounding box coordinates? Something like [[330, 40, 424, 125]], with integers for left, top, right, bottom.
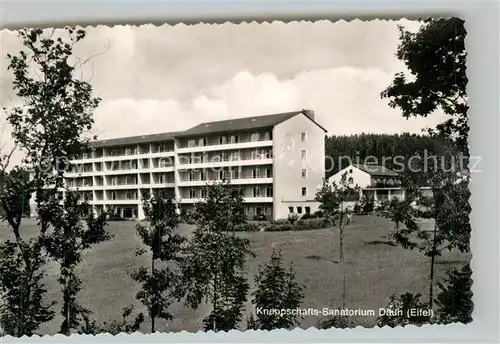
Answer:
[[29, 110, 326, 221]]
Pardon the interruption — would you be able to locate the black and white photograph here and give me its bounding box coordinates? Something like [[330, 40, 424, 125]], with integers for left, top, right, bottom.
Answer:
[[0, 18, 472, 337]]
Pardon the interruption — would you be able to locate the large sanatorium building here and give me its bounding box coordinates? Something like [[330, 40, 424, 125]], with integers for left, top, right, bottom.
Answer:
[[29, 110, 327, 221]]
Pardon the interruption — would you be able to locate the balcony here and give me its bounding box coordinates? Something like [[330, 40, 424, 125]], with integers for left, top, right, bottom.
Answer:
[[177, 156, 273, 170], [179, 196, 273, 204], [176, 139, 273, 154], [177, 177, 273, 187]]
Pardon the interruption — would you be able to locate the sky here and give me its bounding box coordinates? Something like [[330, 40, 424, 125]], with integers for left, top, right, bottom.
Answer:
[[0, 20, 448, 166]]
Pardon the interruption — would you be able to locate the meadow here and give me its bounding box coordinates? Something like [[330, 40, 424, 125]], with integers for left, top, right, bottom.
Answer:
[[0, 215, 470, 334]]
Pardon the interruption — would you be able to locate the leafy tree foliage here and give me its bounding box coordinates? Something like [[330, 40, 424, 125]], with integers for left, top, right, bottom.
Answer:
[[131, 195, 185, 333], [435, 263, 473, 324], [379, 17, 471, 320], [377, 292, 431, 327], [43, 192, 112, 335], [315, 172, 359, 262], [247, 250, 304, 330], [381, 18, 468, 154], [181, 181, 254, 332], [0, 27, 108, 336]]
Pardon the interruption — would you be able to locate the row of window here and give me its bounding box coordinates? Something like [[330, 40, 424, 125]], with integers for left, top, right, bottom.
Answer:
[[289, 206, 311, 215], [79, 130, 310, 160], [187, 186, 273, 199]]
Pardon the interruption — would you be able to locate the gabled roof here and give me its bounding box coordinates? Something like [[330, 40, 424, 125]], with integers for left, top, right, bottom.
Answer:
[[173, 110, 327, 137], [88, 109, 326, 148], [89, 131, 180, 148], [352, 164, 399, 177]]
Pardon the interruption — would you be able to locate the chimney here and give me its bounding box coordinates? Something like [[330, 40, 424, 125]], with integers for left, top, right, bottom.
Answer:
[[302, 109, 315, 121]]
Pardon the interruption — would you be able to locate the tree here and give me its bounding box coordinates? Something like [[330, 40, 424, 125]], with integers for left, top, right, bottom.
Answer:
[[435, 263, 473, 324], [181, 180, 254, 332], [377, 292, 431, 327], [43, 192, 112, 335], [247, 250, 304, 331], [379, 17, 471, 317], [315, 171, 359, 262], [381, 18, 468, 154], [131, 195, 185, 333], [381, 174, 470, 311], [0, 27, 109, 336]]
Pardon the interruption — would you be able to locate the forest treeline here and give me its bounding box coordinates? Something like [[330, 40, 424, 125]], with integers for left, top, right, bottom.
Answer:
[[324, 132, 454, 177]]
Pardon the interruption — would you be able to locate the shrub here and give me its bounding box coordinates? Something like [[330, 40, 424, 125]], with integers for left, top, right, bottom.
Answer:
[[353, 202, 362, 214], [263, 223, 295, 232], [360, 195, 374, 213], [300, 213, 315, 220], [253, 214, 266, 221], [313, 210, 323, 218], [263, 218, 331, 232], [287, 213, 299, 224], [234, 223, 261, 232]]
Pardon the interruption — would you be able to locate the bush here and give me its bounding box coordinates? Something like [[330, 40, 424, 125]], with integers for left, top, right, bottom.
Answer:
[[360, 195, 374, 213], [313, 210, 323, 218], [253, 214, 266, 221], [263, 218, 331, 232], [287, 213, 299, 224], [180, 212, 196, 224], [353, 202, 362, 214], [234, 223, 261, 232], [300, 213, 314, 220]]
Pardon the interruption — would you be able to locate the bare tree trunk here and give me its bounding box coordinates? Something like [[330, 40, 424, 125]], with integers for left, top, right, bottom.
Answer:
[[339, 204, 344, 263], [151, 257, 155, 333], [213, 271, 218, 332], [429, 223, 437, 309]]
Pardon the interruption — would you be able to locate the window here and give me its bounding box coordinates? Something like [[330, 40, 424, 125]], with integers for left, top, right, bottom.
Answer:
[[230, 168, 239, 180], [349, 168, 353, 174], [111, 177, 117, 186], [111, 192, 116, 200], [219, 136, 227, 145], [288, 207, 294, 214], [159, 174, 165, 183], [301, 149, 307, 160], [301, 132, 307, 142], [256, 207, 262, 215], [301, 187, 307, 196], [266, 168, 272, 178], [188, 139, 196, 148], [265, 207, 272, 216], [201, 152, 208, 163], [199, 138, 207, 146], [251, 133, 260, 142], [253, 187, 261, 197], [266, 187, 273, 197], [230, 135, 239, 144], [189, 188, 197, 198], [247, 207, 255, 216], [297, 206, 302, 214], [301, 168, 307, 178], [252, 168, 260, 179], [305, 206, 311, 214], [201, 188, 207, 198], [264, 132, 271, 140]]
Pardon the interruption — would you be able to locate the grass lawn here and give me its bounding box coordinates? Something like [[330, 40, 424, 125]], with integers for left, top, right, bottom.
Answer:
[[0, 215, 470, 334]]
